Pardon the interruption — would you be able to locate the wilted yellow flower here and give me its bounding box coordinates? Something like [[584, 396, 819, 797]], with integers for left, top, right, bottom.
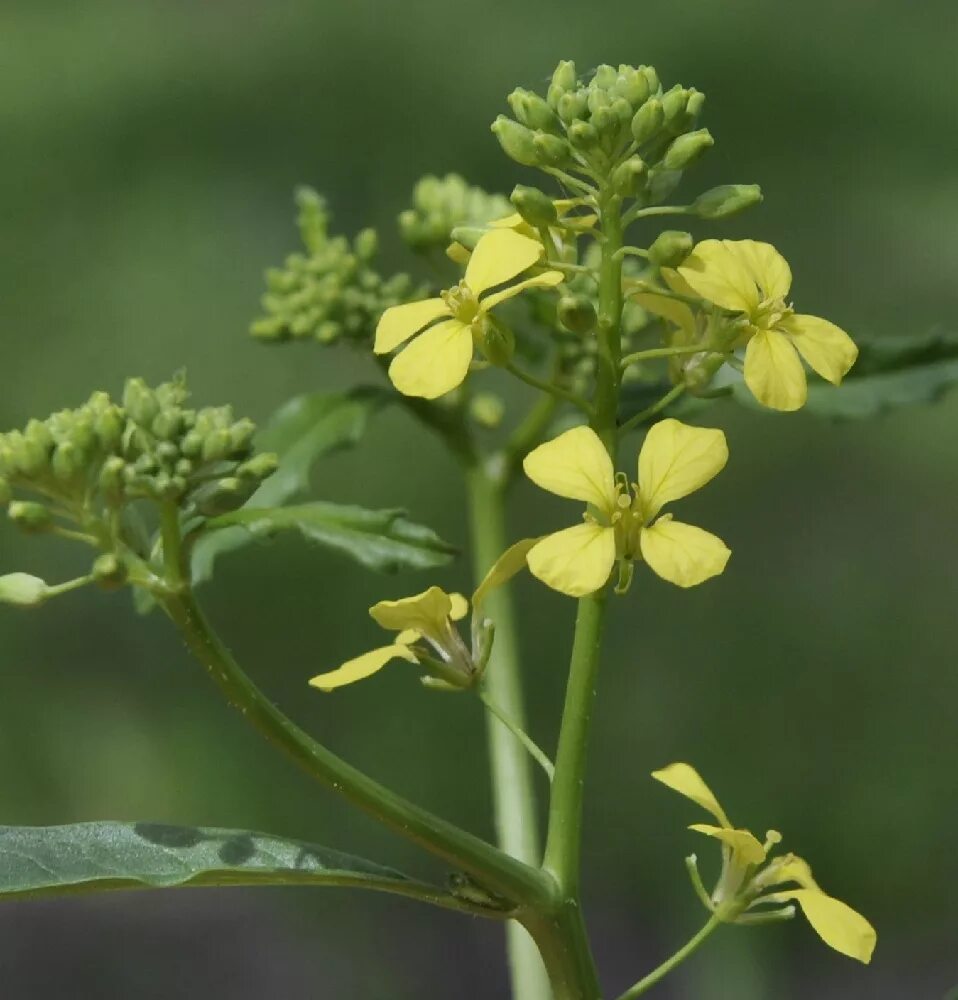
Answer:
[[522, 420, 730, 598], [310, 586, 471, 691], [374, 229, 562, 400], [674, 239, 858, 411], [652, 762, 876, 964]]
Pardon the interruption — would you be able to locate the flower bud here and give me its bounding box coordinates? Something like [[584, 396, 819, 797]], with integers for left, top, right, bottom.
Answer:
[[0, 573, 49, 607], [152, 411, 182, 441], [663, 129, 714, 170], [196, 477, 257, 517], [229, 418, 257, 456], [648, 230, 694, 267], [123, 378, 160, 427], [631, 99, 664, 145], [491, 116, 539, 167], [661, 86, 690, 127], [469, 394, 505, 429], [510, 185, 558, 227], [98, 456, 126, 502], [532, 132, 570, 167], [614, 70, 650, 109], [641, 65, 660, 93], [612, 156, 648, 198], [567, 121, 600, 152], [648, 168, 683, 203], [51, 442, 82, 482], [449, 226, 487, 251], [8, 500, 53, 533], [508, 89, 561, 134], [94, 408, 124, 450], [685, 89, 706, 121], [557, 296, 598, 334], [691, 184, 763, 219], [353, 228, 377, 261], [550, 60, 577, 97], [475, 318, 515, 368], [92, 553, 127, 589], [201, 429, 233, 464], [237, 453, 280, 481], [556, 90, 589, 125], [593, 64, 617, 89]]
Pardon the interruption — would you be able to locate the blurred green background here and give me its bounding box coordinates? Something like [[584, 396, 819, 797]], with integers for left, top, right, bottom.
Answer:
[[1, 1, 956, 997]]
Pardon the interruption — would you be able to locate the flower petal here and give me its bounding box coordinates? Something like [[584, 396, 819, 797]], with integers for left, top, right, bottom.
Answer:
[[374, 299, 450, 355], [632, 292, 697, 337], [766, 853, 820, 891], [744, 327, 807, 411], [676, 239, 759, 314], [688, 823, 767, 866], [465, 229, 543, 295], [766, 889, 876, 964], [637, 418, 728, 517], [480, 270, 564, 312], [370, 586, 456, 637], [778, 314, 858, 385], [309, 643, 418, 692], [640, 516, 730, 588], [526, 523, 616, 598], [725, 240, 792, 301], [388, 319, 473, 399], [472, 537, 541, 610], [448, 593, 469, 621], [523, 426, 617, 514], [650, 762, 731, 826]]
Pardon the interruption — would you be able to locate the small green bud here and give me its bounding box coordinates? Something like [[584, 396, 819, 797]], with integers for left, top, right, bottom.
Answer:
[[661, 87, 690, 126], [151, 411, 182, 441], [593, 64, 617, 89], [94, 408, 124, 450], [51, 442, 81, 482], [0, 573, 49, 607], [691, 184, 763, 219], [469, 394, 505, 430], [491, 116, 539, 167], [550, 60, 577, 95], [587, 88, 611, 115], [647, 168, 684, 203], [123, 378, 160, 427], [92, 553, 127, 589], [449, 226, 487, 251], [510, 185, 558, 227], [201, 429, 233, 463], [685, 89, 706, 121], [612, 156, 648, 197], [508, 89, 561, 133], [180, 430, 204, 458], [196, 477, 257, 517], [98, 456, 126, 502], [610, 97, 634, 126], [556, 90, 589, 125], [567, 121, 600, 152], [475, 318, 515, 368], [237, 453, 280, 481], [663, 129, 714, 170], [229, 419, 257, 456], [642, 66, 660, 93], [8, 501, 53, 533], [631, 99, 664, 145], [557, 296, 598, 334], [647, 230, 694, 267], [16, 430, 50, 477], [353, 228, 377, 261], [532, 132, 570, 167], [614, 70, 650, 108], [175, 457, 194, 478]]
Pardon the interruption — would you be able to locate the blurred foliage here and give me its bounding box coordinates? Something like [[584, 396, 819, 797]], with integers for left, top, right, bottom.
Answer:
[[1, 1, 957, 997]]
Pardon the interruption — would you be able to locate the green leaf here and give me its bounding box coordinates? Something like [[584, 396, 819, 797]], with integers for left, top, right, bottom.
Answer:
[[202, 502, 456, 574], [190, 388, 389, 585], [0, 822, 484, 912]]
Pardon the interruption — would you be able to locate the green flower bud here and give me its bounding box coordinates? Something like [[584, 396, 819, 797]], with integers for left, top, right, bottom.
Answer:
[[237, 452, 279, 481], [557, 296, 598, 334], [201, 429, 233, 464], [196, 477, 257, 517], [663, 129, 714, 170], [94, 408, 124, 451], [353, 228, 377, 261], [642, 66, 660, 93], [568, 121, 600, 152], [491, 116, 539, 167], [631, 99, 664, 145], [229, 419, 257, 456], [612, 156, 648, 197], [98, 456, 126, 502], [557, 90, 589, 125], [0, 573, 49, 607], [449, 226, 487, 251], [92, 553, 127, 589], [550, 60, 577, 96], [475, 318, 515, 368], [648, 230, 694, 267], [508, 89, 561, 134], [180, 430, 204, 458], [123, 378, 160, 427], [532, 132, 570, 167], [685, 89, 706, 121], [587, 88, 611, 115], [151, 411, 182, 441], [691, 184, 763, 219], [614, 70, 650, 109], [593, 64, 617, 89], [511, 185, 558, 227], [661, 87, 690, 126], [647, 168, 684, 203], [8, 501, 53, 533], [51, 442, 81, 482], [469, 394, 505, 430]]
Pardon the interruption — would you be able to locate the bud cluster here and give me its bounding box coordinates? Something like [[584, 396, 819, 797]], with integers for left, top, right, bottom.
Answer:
[[398, 174, 512, 254], [251, 188, 418, 346], [0, 375, 278, 538]]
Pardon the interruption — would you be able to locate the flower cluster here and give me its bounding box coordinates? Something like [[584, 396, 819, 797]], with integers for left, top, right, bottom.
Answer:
[[653, 763, 876, 963], [251, 188, 418, 346]]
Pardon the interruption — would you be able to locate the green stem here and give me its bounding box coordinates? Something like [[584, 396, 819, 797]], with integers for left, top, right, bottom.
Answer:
[[621, 203, 691, 227], [500, 393, 558, 485], [619, 383, 687, 434], [479, 689, 555, 782], [506, 362, 593, 415], [614, 914, 723, 999], [620, 344, 709, 368], [466, 463, 555, 1000]]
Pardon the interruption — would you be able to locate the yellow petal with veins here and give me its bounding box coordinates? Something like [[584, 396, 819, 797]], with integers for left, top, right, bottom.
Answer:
[[472, 537, 542, 610], [688, 823, 767, 866], [632, 292, 697, 338], [388, 319, 473, 399], [464, 229, 543, 296], [639, 516, 730, 588], [374, 298, 450, 355], [526, 523, 616, 598], [651, 762, 731, 827], [744, 327, 807, 411], [764, 889, 876, 963], [480, 270, 563, 312], [523, 426, 617, 514], [726, 240, 792, 301], [778, 314, 858, 385], [309, 643, 418, 692], [637, 418, 728, 517], [370, 586, 457, 637], [676, 240, 759, 314]]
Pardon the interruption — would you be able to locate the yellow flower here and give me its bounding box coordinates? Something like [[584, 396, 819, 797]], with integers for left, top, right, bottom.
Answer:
[[522, 419, 730, 598], [652, 762, 877, 964], [374, 229, 562, 400], [309, 586, 472, 691], [675, 239, 858, 411]]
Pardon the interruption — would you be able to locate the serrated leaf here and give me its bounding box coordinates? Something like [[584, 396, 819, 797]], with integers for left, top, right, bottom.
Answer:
[[0, 822, 445, 904], [190, 388, 389, 585], [201, 502, 456, 574]]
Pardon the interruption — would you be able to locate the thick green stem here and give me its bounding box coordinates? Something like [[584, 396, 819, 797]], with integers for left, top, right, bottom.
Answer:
[[614, 915, 722, 999], [466, 462, 555, 1000]]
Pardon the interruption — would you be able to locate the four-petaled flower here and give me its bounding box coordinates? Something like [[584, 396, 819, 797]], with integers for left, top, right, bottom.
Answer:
[[674, 239, 858, 411], [310, 586, 473, 691], [374, 229, 563, 400], [522, 419, 730, 598], [652, 762, 876, 964]]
